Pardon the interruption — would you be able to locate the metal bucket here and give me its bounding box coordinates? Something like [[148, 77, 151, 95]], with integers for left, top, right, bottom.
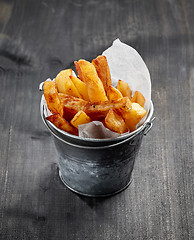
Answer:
[[40, 97, 154, 197]]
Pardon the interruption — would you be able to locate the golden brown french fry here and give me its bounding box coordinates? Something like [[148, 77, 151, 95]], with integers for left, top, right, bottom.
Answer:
[[92, 55, 111, 94], [74, 61, 85, 82], [122, 103, 147, 131], [107, 85, 123, 100], [71, 110, 92, 129], [55, 69, 82, 98], [58, 93, 88, 121], [76, 59, 108, 102], [131, 91, 145, 108], [43, 81, 63, 117], [55, 69, 72, 93], [46, 114, 78, 135], [70, 76, 90, 101], [105, 109, 128, 134], [117, 79, 132, 99], [84, 97, 131, 120], [63, 77, 82, 98]]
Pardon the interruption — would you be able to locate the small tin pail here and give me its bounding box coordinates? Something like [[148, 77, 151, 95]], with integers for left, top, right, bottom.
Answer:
[[40, 96, 154, 197]]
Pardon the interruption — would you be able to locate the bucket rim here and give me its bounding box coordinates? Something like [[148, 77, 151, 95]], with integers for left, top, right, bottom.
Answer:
[[40, 95, 154, 143], [40, 99, 154, 150]]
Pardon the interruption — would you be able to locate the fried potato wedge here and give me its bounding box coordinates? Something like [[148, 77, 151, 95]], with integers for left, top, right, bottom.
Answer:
[[122, 103, 147, 131], [58, 93, 88, 121], [63, 77, 82, 98], [76, 60, 108, 102], [84, 97, 131, 120], [43, 81, 63, 117], [117, 79, 132, 99], [74, 61, 85, 82], [71, 110, 92, 129], [105, 109, 128, 134], [92, 55, 111, 94], [131, 91, 145, 108], [70, 76, 89, 101], [55, 69, 72, 93], [55, 69, 82, 98], [46, 114, 78, 135], [107, 85, 123, 100]]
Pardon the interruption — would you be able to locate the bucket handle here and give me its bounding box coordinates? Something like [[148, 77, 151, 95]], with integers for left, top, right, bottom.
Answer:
[[39, 81, 44, 91], [142, 117, 155, 136]]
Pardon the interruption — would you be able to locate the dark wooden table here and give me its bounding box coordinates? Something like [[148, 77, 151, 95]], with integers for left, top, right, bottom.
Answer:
[[0, 0, 193, 239]]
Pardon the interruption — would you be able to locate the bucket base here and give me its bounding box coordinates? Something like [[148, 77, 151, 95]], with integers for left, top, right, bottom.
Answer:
[[59, 170, 133, 198]]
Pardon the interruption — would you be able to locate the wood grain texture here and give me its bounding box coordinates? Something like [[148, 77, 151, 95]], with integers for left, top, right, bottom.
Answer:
[[0, 0, 193, 239]]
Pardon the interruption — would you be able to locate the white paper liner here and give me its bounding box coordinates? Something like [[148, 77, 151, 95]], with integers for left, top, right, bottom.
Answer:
[[103, 39, 151, 112], [78, 121, 120, 139], [42, 39, 151, 139]]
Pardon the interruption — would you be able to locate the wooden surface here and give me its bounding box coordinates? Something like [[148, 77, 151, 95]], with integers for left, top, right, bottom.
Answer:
[[0, 0, 193, 239]]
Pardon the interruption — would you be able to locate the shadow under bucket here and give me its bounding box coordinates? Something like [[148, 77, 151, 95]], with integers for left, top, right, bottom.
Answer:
[[40, 99, 154, 197]]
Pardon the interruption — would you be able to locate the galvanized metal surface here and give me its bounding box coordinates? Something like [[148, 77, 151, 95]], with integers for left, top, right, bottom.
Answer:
[[40, 98, 154, 196], [55, 132, 143, 197]]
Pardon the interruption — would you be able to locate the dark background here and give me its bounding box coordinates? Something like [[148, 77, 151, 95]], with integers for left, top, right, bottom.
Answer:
[[0, 0, 193, 239]]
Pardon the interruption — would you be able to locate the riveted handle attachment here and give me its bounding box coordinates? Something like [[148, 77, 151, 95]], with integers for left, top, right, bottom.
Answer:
[[39, 81, 44, 91], [143, 117, 155, 136]]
